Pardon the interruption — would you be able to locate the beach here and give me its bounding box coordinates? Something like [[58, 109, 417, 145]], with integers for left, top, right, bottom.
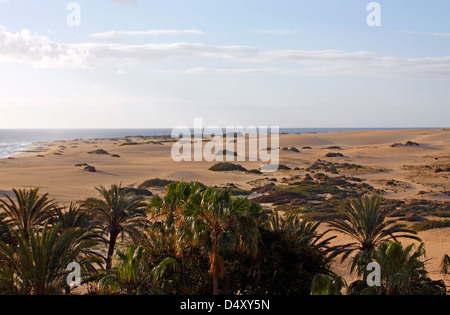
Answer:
[[1, 128, 449, 285]]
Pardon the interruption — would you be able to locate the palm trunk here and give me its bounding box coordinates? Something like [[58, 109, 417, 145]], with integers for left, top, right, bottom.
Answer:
[[212, 272, 219, 295], [211, 230, 220, 295], [181, 251, 190, 294], [106, 232, 118, 271]]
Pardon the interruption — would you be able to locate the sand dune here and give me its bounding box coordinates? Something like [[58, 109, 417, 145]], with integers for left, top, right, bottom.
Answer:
[[1, 128, 449, 285], [0, 128, 447, 203]]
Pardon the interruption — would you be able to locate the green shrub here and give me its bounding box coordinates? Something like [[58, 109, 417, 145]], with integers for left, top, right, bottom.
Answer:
[[138, 178, 175, 188], [411, 219, 450, 232], [208, 163, 247, 172], [435, 211, 450, 218], [120, 187, 153, 197], [285, 182, 342, 196]]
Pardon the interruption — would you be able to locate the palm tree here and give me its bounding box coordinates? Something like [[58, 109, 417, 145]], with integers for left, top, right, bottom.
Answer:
[[0, 188, 58, 240], [148, 181, 201, 248], [267, 211, 341, 258], [0, 213, 14, 246], [185, 188, 260, 295], [98, 244, 182, 295], [53, 203, 93, 230], [99, 245, 149, 294], [356, 242, 446, 295], [147, 181, 201, 292], [53, 203, 105, 245], [82, 184, 147, 270], [0, 223, 102, 295], [52, 203, 105, 293], [310, 274, 347, 295], [442, 254, 450, 275], [328, 196, 421, 273]]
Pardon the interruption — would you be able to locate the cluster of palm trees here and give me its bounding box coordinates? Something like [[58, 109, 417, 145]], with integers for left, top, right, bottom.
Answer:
[[312, 196, 448, 295], [0, 184, 447, 295]]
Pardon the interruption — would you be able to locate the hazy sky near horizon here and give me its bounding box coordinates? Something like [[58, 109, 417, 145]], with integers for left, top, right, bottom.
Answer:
[[0, 0, 449, 128]]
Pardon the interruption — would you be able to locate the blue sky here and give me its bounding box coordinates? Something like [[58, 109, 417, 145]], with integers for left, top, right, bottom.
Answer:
[[0, 0, 449, 128]]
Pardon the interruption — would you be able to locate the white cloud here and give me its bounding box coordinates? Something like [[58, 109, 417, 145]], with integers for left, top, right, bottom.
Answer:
[[0, 26, 96, 68], [252, 29, 296, 35], [0, 25, 449, 78], [89, 29, 205, 41], [396, 30, 450, 37], [110, 0, 139, 7]]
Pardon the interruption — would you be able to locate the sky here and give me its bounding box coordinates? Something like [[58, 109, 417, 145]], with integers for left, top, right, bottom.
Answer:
[[0, 0, 449, 128]]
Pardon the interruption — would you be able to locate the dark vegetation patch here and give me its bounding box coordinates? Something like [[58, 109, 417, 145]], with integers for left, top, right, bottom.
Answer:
[[88, 149, 110, 155], [215, 150, 238, 156], [251, 173, 384, 221], [223, 228, 331, 295], [252, 190, 307, 204], [325, 152, 344, 158], [306, 159, 383, 174], [403, 213, 425, 222], [75, 163, 96, 172], [247, 169, 263, 175], [434, 167, 450, 173], [281, 147, 300, 153], [209, 163, 247, 172], [119, 142, 141, 146], [276, 164, 292, 171], [120, 140, 166, 146], [391, 141, 420, 147], [120, 187, 153, 197], [227, 187, 252, 196], [285, 181, 343, 196], [411, 219, 450, 232], [385, 199, 450, 218], [84, 165, 96, 172], [251, 183, 276, 194], [138, 178, 175, 189]]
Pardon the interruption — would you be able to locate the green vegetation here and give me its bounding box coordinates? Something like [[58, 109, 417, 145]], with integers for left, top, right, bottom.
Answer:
[[119, 142, 141, 146], [385, 199, 450, 218], [208, 162, 247, 172], [0, 184, 447, 295], [328, 196, 421, 273], [138, 178, 175, 189], [285, 181, 342, 196], [82, 184, 147, 270], [325, 152, 344, 157], [391, 141, 420, 147], [348, 242, 445, 295], [411, 219, 450, 232], [120, 187, 153, 197]]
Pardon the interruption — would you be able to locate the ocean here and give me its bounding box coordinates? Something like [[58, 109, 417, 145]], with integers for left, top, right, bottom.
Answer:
[[0, 128, 435, 159]]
